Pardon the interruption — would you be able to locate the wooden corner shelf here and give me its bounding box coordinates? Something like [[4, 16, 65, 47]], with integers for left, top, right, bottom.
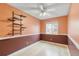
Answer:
[[8, 11, 26, 36]]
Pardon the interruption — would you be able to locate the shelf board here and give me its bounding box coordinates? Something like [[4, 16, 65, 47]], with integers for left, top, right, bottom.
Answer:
[[13, 23, 23, 26], [21, 27, 26, 29], [8, 19, 15, 21], [14, 28, 25, 31], [14, 29, 20, 31], [19, 15, 26, 17], [15, 14, 26, 17], [13, 17, 22, 21]]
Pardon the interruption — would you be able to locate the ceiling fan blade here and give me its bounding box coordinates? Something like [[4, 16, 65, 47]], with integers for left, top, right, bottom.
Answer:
[[39, 3, 47, 11], [46, 8, 55, 12], [45, 3, 62, 9], [47, 11, 59, 16], [40, 4, 44, 10]]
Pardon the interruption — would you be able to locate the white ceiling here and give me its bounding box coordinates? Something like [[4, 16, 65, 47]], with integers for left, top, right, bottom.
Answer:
[[8, 3, 70, 20]]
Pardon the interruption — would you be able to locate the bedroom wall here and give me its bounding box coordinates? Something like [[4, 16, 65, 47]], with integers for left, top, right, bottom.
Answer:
[[40, 16, 68, 35], [68, 3, 79, 46], [0, 3, 40, 37], [0, 3, 40, 56], [40, 16, 68, 44], [68, 3, 79, 56]]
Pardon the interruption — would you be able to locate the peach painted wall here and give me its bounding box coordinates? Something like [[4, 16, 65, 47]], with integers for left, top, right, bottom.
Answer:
[[0, 4, 40, 37], [40, 16, 68, 34], [68, 4, 79, 44]]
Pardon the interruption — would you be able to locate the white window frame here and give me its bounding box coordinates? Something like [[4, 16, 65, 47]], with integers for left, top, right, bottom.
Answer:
[[46, 22, 58, 34]]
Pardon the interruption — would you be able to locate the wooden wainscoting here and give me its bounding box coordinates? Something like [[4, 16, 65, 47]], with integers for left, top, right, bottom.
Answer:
[[40, 34, 68, 45], [0, 34, 40, 56], [68, 39, 79, 56], [1, 34, 79, 56]]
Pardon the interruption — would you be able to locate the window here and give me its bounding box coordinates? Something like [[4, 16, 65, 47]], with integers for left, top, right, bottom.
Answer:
[[46, 22, 58, 34]]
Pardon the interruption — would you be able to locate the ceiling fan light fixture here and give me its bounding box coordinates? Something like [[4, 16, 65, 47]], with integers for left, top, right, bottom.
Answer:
[[43, 12, 46, 16], [40, 12, 47, 16]]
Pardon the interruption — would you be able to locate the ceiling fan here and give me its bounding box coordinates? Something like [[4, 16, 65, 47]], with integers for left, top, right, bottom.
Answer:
[[25, 3, 59, 16], [39, 3, 47, 16], [38, 3, 57, 16]]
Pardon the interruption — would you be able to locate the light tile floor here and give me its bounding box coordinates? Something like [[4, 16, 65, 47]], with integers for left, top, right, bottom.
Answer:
[[9, 40, 70, 56]]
